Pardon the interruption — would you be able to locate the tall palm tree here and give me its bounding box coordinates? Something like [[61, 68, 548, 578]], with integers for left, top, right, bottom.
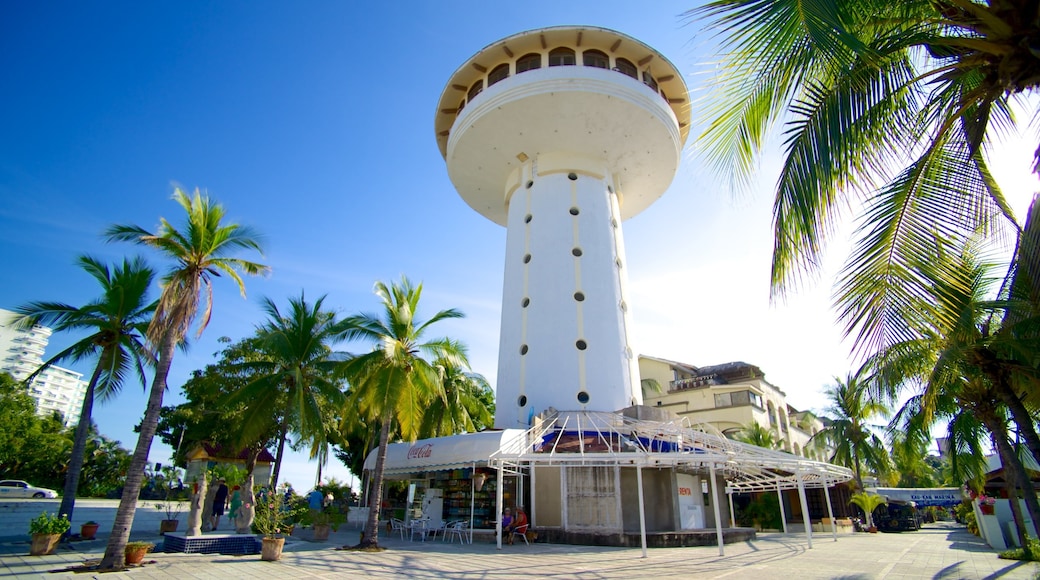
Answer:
[[230, 292, 348, 487], [731, 422, 783, 450], [689, 0, 1028, 359], [419, 355, 493, 438], [12, 255, 156, 522], [812, 366, 891, 490], [339, 277, 466, 549], [98, 188, 267, 570]]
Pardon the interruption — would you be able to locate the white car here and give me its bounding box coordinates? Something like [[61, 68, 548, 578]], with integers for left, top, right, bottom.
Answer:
[[0, 480, 58, 499]]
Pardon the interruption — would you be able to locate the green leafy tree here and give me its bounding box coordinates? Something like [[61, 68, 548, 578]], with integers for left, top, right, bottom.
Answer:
[[812, 366, 891, 490], [339, 277, 466, 549], [13, 255, 156, 522], [98, 188, 268, 570], [230, 293, 348, 487]]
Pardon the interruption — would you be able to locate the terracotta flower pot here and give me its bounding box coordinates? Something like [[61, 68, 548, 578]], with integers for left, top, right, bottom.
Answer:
[[261, 537, 285, 561], [124, 545, 151, 565], [29, 533, 61, 556], [80, 523, 99, 540], [980, 504, 995, 515], [159, 519, 179, 534]]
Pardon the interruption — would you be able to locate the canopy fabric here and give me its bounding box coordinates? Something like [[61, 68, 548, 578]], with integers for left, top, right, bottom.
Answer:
[[363, 429, 527, 475], [871, 487, 963, 507]]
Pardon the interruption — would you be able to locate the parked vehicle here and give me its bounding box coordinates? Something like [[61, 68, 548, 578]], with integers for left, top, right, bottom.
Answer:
[[876, 500, 922, 532], [0, 480, 58, 499]]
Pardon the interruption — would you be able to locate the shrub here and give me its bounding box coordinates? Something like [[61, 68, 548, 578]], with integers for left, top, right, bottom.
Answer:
[[29, 512, 71, 535], [1000, 537, 1040, 561]]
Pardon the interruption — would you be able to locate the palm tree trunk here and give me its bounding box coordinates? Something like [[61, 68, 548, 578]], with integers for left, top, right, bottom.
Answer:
[[235, 447, 259, 534], [57, 362, 104, 524], [270, 424, 288, 488], [995, 380, 1040, 470], [1004, 466, 1032, 559], [98, 335, 176, 570], [986, 414, 1040, 538], [359, 415, 391, 548]]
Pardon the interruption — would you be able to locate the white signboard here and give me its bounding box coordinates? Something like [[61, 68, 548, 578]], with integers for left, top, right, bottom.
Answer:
[[677, 474, 704, 529]]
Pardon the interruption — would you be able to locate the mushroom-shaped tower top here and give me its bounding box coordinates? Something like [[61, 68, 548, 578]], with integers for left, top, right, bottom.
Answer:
[[435, 26, 690, 226]]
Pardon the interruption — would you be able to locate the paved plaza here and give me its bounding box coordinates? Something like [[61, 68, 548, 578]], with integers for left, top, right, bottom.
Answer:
[[1, 500, 1037, 580]]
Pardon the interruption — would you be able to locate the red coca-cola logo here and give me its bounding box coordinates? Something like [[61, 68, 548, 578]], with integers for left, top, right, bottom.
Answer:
[[407, 443, 433, 459]]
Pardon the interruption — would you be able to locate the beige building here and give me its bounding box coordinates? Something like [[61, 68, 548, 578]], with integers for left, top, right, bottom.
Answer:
[[639, 356, 826, 460]]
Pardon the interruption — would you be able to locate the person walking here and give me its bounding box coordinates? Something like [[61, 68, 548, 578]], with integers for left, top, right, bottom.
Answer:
[[210, 478, 229, 531]]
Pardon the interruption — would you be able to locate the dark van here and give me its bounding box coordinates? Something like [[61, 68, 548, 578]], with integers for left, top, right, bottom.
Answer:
[[876, 500, 922, 532]]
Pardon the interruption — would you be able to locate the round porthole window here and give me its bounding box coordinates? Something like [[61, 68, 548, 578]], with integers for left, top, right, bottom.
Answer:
[[520, 344, 529, 355], [574, 292, 585, 302], [576, 339, 587, 350], [518, 395, 528, 407], [568, 173, 578, 180], [577, 391, 590, 404], [526, 180, 534, 189], [521, 297, 530, 308], [525, 214, 533, 223], [569, 207, 579, 216], [572, 248, 583, 257], [523, 254, 532, 264]]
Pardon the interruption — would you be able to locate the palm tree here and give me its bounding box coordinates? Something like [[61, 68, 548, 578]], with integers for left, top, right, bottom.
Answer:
[[419, 355, 493, 438], [689, 0, 1027, 359], [812, 366, 891, 490], [230, 292, 348, 487], [12, 255, 156, 522], [849, 492, 887, 531], [97, 188, 267, 570], [339, 277, 466, 549], [731, 422, 783, 450]]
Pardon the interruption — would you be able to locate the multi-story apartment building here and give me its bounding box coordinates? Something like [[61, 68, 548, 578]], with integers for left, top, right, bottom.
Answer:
[[0, 308, 88, 426], [639, 355, 827, 460]]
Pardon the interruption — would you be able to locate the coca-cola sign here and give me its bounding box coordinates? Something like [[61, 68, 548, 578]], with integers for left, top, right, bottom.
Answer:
[[407, 443, 433, 459]]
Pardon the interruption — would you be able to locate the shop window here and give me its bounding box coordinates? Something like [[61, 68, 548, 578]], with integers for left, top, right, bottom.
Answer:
[[583, 49, 608, 69], [548, 47, 576, 66], [615, 58, 637, 79], [468, 80, 483, 102], [516, 53, 541, 73], [488, 63, 509, 87]]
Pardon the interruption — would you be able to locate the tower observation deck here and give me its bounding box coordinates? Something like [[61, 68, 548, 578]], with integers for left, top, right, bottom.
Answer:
[[435, 26, 690, 428]]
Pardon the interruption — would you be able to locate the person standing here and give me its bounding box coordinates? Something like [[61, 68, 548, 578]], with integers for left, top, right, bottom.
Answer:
[[211, 478, 229, 531], [228, 485, 242, 526]]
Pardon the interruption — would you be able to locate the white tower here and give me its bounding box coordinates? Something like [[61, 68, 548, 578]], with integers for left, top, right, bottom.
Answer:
[[435, 26, 689, 428]]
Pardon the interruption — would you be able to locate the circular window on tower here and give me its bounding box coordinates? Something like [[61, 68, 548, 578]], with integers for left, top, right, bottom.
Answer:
[[520, 344, 529, 355], [573, 291, 585, 302], [568, 173, 578, 181], [526, 180, 534, 189], [575, 339, 587, 351], [572, 247, 583, 257], [523, 253, 532, 264], [518, 395, 528, 407], [577, 391, 590, 405], [569, 207, 580, 216], [521, 297, 530, 308], [525, 214, 533, 223]]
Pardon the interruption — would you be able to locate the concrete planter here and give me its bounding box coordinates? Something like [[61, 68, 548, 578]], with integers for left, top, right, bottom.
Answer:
[[261, 537, 285, 561], [30, 533, 61, 555]]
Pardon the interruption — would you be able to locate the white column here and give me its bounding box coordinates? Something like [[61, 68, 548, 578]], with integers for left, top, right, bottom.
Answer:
[[709, 464, 724, 557], [824, 485, 837, 542], [777, 482, 788, 534], [728, 489, 735, 527], [796, 472, 813, 549], [636, 464, 648, 559], [496, 462, 504, 549], [469, 463, 476, 544]]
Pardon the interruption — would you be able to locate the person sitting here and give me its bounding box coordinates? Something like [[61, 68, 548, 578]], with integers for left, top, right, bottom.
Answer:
[[506, 506, 528, 545], [501, 507, 513, 536]]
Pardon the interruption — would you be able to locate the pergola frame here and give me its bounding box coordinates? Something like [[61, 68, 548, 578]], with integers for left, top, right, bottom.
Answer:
[[488, 410, 852, 555]]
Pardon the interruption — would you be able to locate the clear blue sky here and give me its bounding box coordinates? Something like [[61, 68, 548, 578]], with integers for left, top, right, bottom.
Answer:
[[2, 2, 1034, 488]]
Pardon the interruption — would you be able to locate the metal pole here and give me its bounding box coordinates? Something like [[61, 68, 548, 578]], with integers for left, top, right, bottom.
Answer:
[[823, 484, 837, 542], [796, 472, 813, 549], [709, 464, 724, 557], [469, 463, 476, 544], [777, 482, 788, 534], [728, 488, 735, 527], [636, 464, 648, 558], [496, 461, 504, 549]]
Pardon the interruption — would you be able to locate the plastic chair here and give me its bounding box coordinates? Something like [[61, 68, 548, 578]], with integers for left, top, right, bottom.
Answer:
[[389, 518, 406, 540], [510, 523, 529, 545], [447, 520, 469, 544]]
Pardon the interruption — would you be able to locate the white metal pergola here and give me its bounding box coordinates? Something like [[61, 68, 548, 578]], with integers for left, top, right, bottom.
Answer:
[[488, 410, 853, 556]]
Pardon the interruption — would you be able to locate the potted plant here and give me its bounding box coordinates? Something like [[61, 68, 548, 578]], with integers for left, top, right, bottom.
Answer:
[[124, 541, 154, 565], [155, 501, 183, 534], [977, 494, 997, 515], [28, 512, 71, 555], [849, 492, 887, 533], [252, 492, 290, 561], [80, 520, 100, 540], [309, 507, 346, 542]]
